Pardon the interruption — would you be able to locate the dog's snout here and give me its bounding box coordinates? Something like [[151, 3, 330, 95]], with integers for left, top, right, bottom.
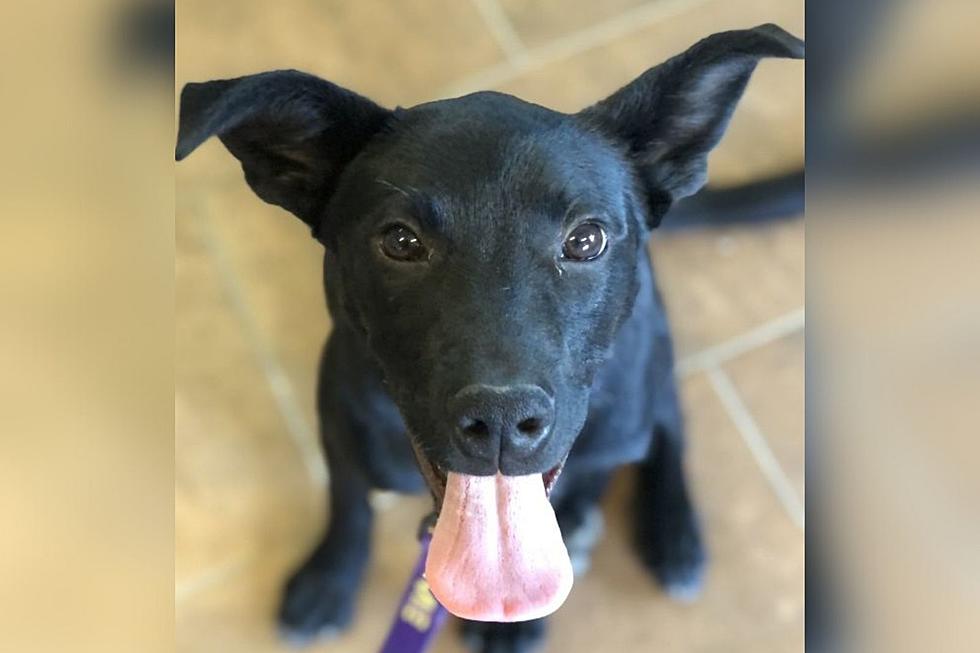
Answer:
[[450, 384, 555, 452]]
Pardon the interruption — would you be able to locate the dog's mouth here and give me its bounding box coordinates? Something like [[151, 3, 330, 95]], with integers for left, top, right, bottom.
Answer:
[[410, 439, 573, 623], [414, 451, 566, 511]]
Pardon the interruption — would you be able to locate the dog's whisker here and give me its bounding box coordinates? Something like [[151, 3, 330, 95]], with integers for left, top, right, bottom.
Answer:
[[375, 177, 410, 197]]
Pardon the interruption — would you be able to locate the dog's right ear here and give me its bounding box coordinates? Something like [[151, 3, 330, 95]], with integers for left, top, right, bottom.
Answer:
[[578, 24, 803, 228], [176, 70, 391, 233]]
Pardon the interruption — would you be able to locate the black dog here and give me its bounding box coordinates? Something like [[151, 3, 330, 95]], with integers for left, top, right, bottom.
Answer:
[[177, 23, 803, 652]]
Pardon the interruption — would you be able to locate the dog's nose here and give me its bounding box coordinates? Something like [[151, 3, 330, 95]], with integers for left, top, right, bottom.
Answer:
[[449, 384, 555, 452]]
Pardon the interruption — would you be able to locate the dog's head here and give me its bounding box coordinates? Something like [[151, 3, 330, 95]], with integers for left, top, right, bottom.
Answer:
[[178, 29, 801, 612]]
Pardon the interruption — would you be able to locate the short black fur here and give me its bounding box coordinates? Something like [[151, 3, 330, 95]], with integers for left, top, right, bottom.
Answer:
[[176, 24, 803, 653]]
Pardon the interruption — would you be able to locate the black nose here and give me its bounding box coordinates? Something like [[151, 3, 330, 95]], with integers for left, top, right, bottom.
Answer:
[[449, 384, 555, 453]]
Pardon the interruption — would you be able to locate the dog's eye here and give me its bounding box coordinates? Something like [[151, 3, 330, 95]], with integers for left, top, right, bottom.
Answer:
[[562, 222, 607, 261], [380, 224, 428, 262]]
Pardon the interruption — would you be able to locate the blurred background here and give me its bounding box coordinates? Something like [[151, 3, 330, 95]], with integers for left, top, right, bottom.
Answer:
[[175, 1, 804, 652]]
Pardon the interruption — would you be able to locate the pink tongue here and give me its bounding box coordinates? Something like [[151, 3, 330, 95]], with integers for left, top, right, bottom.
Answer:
[[425, 472, 573, 622]]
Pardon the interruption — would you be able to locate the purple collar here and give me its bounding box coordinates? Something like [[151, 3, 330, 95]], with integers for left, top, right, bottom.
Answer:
[[378, 531, 449, 653]]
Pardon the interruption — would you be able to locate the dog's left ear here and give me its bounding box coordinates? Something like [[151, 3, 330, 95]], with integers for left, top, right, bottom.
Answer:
[[176, 70, 391, 235], [579, 24, 803, 227]]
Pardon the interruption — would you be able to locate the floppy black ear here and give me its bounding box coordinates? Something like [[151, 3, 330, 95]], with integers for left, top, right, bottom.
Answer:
[[579, 24, 804, 227], [176, 70, 391, 231]]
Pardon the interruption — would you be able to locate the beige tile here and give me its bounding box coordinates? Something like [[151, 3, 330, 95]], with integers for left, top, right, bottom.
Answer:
[[497, 0, 651, 47], [176, 0, 505, 106], [176, 196, 323, 585], [177, 374, 802, 653], [650, 218, 804, 356], [202, 184, 331, 424], [723, 332, 805, 499], [176, 494, 436, 653], [538, 373, 803, 653], [495, 0, 804, 185]]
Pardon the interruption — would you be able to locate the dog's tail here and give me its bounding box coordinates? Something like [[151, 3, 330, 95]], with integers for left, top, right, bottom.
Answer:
[[660, 169, 803, 230]]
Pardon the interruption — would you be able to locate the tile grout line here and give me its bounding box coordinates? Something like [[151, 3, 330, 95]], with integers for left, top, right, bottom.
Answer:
[[197, 208, 327, 488], [470, 0, 529, 66], [175, 552, 252, 605], [440, 0, 708, 97], [707, 367, 805, 531], [676, 307, 805, 377]]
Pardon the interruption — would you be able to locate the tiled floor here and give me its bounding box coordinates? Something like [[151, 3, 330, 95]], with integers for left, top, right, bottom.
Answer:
[[176, 1, 804, 651]]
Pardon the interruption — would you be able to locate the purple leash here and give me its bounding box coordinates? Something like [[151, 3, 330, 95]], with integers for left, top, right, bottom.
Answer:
[[378, 529, 449, 653]]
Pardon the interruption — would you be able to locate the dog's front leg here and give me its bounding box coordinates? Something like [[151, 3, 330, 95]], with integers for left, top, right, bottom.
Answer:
[[633, 403, 707, 601], [278, 433, 373, 644]]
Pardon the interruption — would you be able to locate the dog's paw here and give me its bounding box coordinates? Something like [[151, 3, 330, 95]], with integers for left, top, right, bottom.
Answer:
[[461, 619, 547, 653], [277, 557, 357, 647], [635, 517, 707, 603], [652, 555, 706, 603]]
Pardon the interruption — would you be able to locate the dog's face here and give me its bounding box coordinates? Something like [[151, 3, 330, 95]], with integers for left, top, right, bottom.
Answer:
[[324, 93, 642, 482], [176, 24, 803, 502]]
